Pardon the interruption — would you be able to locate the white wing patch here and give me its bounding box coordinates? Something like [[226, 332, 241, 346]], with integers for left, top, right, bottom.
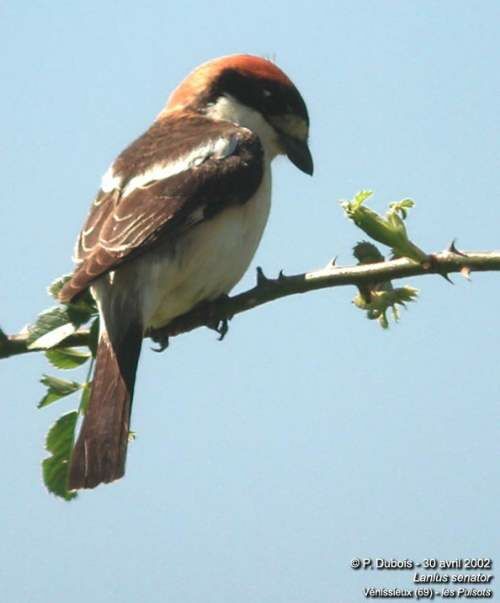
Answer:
[[101, 164, 123, 194], [99, 135, 240, 199]]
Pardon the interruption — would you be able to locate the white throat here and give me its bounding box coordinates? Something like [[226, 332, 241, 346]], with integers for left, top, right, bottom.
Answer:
[[205, 95, 281, 159]]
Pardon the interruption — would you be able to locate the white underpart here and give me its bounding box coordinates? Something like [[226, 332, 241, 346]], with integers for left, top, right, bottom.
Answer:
[[94, 94, 278, 332], [140, 166, 271, 328]]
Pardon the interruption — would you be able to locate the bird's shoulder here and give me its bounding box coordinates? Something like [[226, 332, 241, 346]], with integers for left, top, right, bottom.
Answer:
[[111, 112, 262, 184]]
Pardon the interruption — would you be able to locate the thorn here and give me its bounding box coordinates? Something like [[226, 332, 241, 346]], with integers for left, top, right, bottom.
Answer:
[[256, 266, 269, 286], [426, 254, 455, 284], [278, 269, 286, 280], [447, 239, 467, 257], [440, 273, 454, 285], [460, 266, 471, 281], [330, 256, 337, 267]]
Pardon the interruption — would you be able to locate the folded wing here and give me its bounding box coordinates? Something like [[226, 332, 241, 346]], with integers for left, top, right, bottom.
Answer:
[[59, 114, 263, 303]]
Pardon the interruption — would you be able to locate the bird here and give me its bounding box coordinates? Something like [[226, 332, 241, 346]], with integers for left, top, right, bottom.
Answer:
[[59, 54, 313, 490]]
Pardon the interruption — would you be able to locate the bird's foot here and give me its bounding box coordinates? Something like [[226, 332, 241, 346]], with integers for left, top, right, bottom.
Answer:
[[150, 332, 169, 352], [205, 294, 231, 341]]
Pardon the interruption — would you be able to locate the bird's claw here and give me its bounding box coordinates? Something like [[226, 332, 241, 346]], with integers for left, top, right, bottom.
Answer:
[[204, 294, 231, 341], [216, 318, 229, 341], [206, 316, 229, 340], [151, 334, 169, 352]]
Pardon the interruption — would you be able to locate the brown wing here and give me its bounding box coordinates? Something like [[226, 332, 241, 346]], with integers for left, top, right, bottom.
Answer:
[[59, 117, 263, 303]]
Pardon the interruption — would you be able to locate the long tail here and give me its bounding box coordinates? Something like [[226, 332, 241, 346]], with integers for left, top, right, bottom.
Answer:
[[68, 322, 143, 490]]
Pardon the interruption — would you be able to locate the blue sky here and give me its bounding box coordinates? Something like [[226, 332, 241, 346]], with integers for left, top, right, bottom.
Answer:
[[1, 1, 499, 601]]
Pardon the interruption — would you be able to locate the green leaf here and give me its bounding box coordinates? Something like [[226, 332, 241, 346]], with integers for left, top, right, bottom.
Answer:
[[27, 307, 76, 349], [353, 241, 385, 264], [341, 191, 428, 263], [389, 198, 415, 220], [48, 274, 96, 309], [28, 273, 99, 351], [27, 304, 95, 350], [47, 274, 72, 300], [42, 411, 78, 501], [38, 375, 81, 408], [45, 347, 91, 370], [349, 189, 374, 209], [88, 317, 100, 358], [41, 375, 82, 395], [353, 286, 419, 329], [79, 382, 91, 415]]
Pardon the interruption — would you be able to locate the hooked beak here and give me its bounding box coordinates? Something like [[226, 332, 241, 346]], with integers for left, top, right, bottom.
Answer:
[[279, 132, 314, 176]]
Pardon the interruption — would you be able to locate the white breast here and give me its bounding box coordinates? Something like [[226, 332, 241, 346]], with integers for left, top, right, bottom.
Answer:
[[139, 165, 272, 329]]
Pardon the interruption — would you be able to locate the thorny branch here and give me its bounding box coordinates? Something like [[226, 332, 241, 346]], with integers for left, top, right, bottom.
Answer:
[[2, 248, 500, 359]]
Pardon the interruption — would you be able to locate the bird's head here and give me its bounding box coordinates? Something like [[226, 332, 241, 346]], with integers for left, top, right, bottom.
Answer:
[[160, 54, 313, 175]]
